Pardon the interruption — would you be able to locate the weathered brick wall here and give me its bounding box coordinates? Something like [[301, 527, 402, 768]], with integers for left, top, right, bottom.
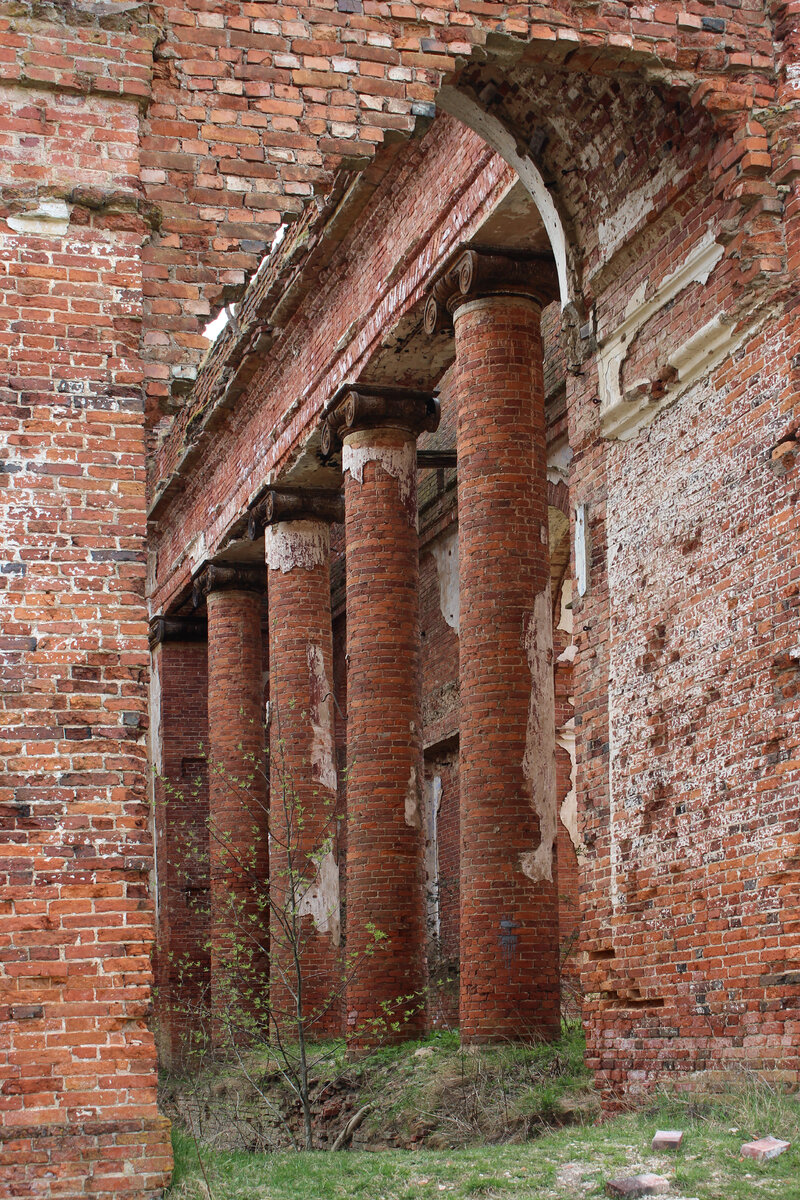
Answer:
[[133, 0, 782, 412], [151, 635, 209, 1069], [575, 314, 800, 1102], [3, 0, 799, 1186], [148, 5, 799, 1086], [0, 6, 172, 1190]]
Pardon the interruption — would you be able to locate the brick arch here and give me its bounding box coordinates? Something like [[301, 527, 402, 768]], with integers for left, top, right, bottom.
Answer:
[[141, 2, 780, 413]]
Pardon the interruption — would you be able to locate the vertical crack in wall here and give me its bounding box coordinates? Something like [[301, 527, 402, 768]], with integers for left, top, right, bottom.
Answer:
[[520, 588, 558, 883]]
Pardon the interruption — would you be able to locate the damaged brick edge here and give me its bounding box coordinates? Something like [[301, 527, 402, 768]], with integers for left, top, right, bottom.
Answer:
[[147, 118, 440, 521]]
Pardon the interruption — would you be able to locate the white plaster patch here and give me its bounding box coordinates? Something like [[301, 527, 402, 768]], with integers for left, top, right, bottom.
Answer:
[[6, 199, 72, 238], [667, 314, 735, 383], [597, 159, 682, 267], [405, 764, 422, 829], [187, 532, 206, 573], [429, 526, 460, 633], [547, 439, 573, 485], [423, 775, 442, 939], [557, 577, 577, 663], [575, 505, 589, 598], [520, 588, 558, 884], [342, 438, 417, 526], [598, 233, 725, 439], [298, 850, 340, 945], [307, 642, 337, 792], [147, 651, 163, 926], [556, 718, 582, 858], [265, 520, 328, 573], [149, 652, 163, 776]]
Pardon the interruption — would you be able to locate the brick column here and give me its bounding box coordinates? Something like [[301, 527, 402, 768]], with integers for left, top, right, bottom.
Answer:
[[195, 563, 268, 1035], [249, 488, 344, 1037], [323, 385, 439, 1044], [429, 249, 561, 1042], [149, 616, 209, 1067]]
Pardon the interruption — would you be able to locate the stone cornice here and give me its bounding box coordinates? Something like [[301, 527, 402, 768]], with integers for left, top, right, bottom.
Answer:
[[424, 246, 559, 334], [247, 487, 344, 539], [320, 383, 440, 457], [191, 563, 265, 607]]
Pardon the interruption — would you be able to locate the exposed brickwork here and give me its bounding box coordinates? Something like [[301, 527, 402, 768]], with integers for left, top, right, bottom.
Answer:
[[0, 7, 171, 1188], [151, 632, 209, 1068], [452, 293, 560, 1042], [342, 426, 427, 1043], [265, 518, 341, 1035], [204, 584, 269, 1028], [3, 0, 800, 1186]]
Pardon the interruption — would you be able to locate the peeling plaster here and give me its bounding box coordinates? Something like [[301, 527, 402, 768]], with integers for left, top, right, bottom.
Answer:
[[557, 577, 576, 664], [575, 505, 589, 598], [147, 651, 163, 924], [342, 434, 417, 527], [6, 199, 72, 237], [597, 159, 686, 266], [520, 589, 558, 883], [405, 764, 422, 829], [598, 233, 725, 439], [547, 440, 573, 485], [307, 642, 337, 792], [265, 520, 329, 573], [298, 850, 340, 945], [556, 718, 582, 859], [429, 526, 460, 633], [187, 531, 206, 574], [423, 775, 442, 939]]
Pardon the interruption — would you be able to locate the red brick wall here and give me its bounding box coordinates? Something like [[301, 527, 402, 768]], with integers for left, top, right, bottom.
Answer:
[[152, 636, 209, 1068], [3, 3, 799, 1187], [453, 294, 560, 1042], [574, 314, 800, 1103], [205, 587, 269, 1027], [0, 8, 171, 1190], [132, 0, 779, 412], [343, 428, 427, 1042], [266, 522, 341, 1035]]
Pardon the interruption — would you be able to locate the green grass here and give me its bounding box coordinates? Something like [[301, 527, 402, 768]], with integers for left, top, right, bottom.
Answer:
[[167, 1078, 800, 1200]]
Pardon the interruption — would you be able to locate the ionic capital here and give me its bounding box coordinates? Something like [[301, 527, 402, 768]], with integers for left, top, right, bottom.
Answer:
[[424, 247, 558, 334], [247, 488, 344, 539], [320, 383, 440, 458], [148, 615, 207, 649], [192, 562, 265, 607]]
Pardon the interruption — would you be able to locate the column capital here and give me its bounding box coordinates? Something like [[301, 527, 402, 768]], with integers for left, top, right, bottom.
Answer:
[[247, 487, 344, 540], [148, 614, 206, 649], [192, 562, 265, 607], [320, 383, 439, 458], [424, 246, 559, 335]]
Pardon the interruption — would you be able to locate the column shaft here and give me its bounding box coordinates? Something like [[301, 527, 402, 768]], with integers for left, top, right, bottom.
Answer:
[[206, 587, 269, 1031], [266, 519, 341, 1036], [453, 294, 560, 1042], [343, 426, 427, 1043]]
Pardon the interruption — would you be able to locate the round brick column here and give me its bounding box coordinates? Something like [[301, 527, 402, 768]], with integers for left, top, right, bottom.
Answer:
[[202, 567, 269, 1033], [261, 496, 342, 1037], [325, 385, 439, 1044], [452, 288, 561, 1043]]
